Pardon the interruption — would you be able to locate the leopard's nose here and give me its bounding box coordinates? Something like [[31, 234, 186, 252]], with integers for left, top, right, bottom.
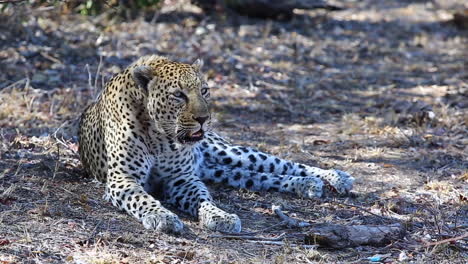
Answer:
[[193, 115, 209, 126]]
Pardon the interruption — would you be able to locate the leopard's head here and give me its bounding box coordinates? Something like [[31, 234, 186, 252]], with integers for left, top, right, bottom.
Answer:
[[132, 59, 211, 145]]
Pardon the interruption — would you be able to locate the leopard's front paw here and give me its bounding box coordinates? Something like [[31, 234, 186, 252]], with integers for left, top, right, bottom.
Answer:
[[142, 210, 184, 233], [322, 169, 354, 195], [199, 202, 241, 233]]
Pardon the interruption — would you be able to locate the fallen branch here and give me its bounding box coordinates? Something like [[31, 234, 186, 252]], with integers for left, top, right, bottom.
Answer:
[[213, 222, 405, 248], [423, 233, 468, 247], [305, 223, 406, 248], [213, 204, 405, 248], [193, 0, 343, 19], [272, 204, 311, 228]]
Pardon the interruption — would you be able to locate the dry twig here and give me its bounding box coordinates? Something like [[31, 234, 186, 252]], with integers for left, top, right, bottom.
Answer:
[[219, 221, 286, 236], [272, 204, 311, 228], [209, 233, 285, 241], [330, 200, 396, 221], [246, 240, 318, 248], [422, 232, 468, 247]]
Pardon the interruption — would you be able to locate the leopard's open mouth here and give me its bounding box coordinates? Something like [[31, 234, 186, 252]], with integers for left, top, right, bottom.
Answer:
[[177, 129, 204, 144]]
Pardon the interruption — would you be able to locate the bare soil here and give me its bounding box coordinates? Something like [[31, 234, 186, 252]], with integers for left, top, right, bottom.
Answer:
[[0, 1, 467, 263]]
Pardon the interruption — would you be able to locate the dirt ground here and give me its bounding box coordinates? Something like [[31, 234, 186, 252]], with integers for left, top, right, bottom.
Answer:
[[0, 0, 467, 263]]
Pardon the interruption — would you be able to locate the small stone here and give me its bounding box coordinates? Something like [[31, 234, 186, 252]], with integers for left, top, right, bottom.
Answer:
[[195, 26, 206, 35], [398, 251, 408, 262]]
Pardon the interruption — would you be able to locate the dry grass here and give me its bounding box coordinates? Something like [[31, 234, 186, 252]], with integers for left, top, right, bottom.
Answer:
[[1, 0, 467, 263]]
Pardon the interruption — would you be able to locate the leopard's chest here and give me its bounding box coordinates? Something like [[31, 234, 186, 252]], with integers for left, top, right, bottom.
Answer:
[[151, 147, 200, 179]]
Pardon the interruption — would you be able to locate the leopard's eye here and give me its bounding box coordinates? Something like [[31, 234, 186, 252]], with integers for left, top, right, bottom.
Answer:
[[173, 91, 185, 98], [172, 91, 187, 99], [171, 91, 187, 103], [201, 88, 209, 95]]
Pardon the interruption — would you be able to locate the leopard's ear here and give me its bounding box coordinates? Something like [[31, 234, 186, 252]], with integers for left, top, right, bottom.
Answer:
[[132, 65, 154, 93], [192, 58, 204, 71]]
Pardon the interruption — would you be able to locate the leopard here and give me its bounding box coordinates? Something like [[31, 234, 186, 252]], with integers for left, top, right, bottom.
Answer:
[[78, 55, 354, 233]]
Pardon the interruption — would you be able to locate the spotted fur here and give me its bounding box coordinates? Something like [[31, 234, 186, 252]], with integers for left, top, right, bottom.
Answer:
[[78, 55, 354, 233]]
